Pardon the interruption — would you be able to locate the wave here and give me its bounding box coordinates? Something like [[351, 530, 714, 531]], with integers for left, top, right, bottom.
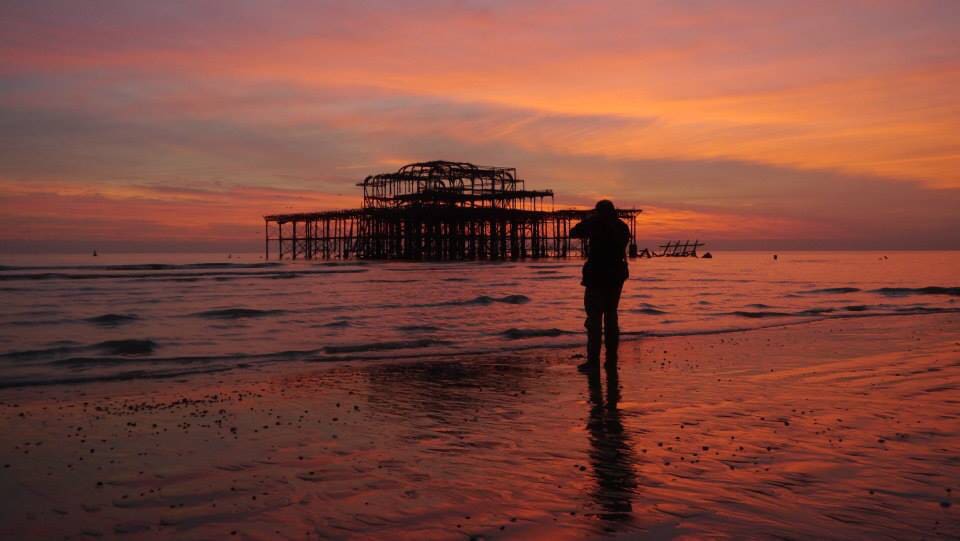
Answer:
[[729, 305, 959, 319], [501, 328, 573, 339], [421, 294, 531, 307], [86, 313, 140, 326], [0, 366, 234, 389], [315, 319, 351, 328], [0, 344, 87, 360], [872, 286, 960, 297], [894, 306, 954, 313], [323, 339, 451, 354], [0, 338, 157, 360], [730, 307, 843, 318], [0, 268, 368, 282], [799, 307, 835, 315], [631, 307, 667, 315], [4, 319, 70, 327], [53, 347, 326, 366], [491, 294, 530, 304], [396, 325, 440, 332], [730, 311, 795, 318], [801, 287, 861, 294], [191, 308, 287, 319], [97, 339, 157, 355], [0, 262, 284, 272]]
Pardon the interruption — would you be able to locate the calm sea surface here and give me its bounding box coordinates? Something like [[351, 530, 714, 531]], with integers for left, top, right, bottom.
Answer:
[[1, 251, 957, 387]]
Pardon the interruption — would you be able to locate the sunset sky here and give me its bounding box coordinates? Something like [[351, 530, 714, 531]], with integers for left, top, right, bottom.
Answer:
[[2, 0, 959, 251]]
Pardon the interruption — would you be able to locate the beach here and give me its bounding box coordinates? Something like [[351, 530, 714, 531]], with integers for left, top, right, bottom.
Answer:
[[2, 312, 957, 539]]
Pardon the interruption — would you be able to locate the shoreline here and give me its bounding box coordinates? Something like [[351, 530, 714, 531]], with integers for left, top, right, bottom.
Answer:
[[1, 313, 957, 539], [3, 308, 959, 391]]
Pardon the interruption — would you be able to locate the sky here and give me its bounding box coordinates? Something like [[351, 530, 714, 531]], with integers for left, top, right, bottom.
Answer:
[[1, 0, 959, 252]]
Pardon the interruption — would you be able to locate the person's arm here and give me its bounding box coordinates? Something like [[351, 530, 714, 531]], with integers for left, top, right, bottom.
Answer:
[[617, 220, 631, 250], [570, 216, 593, 239]]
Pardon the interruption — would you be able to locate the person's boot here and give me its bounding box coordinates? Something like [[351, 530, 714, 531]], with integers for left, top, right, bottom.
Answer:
[[578, 343, 601, 372], [577, 359, 600, 373], [579, 326, 601, 372]]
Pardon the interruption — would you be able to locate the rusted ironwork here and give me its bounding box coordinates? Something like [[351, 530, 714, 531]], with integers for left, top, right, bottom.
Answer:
[[653, 240, 704, 257], [264, 161, 641, 260]]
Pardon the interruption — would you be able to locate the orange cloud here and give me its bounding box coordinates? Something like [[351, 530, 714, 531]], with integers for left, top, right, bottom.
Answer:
[[1, 1, 959, 249], [0, 180, 355, 242]]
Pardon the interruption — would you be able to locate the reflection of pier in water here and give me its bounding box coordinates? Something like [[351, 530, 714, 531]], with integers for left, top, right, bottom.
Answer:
[[264, 161, 641, 260]]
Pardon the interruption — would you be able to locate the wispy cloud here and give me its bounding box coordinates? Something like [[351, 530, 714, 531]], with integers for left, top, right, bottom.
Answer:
[[1, 0, 958, 249]]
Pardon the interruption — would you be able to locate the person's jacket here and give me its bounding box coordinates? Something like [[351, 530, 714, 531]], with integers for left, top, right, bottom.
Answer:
[[570, 213, 630, 287]]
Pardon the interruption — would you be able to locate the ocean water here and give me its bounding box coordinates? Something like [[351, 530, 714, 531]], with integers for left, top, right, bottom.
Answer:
[[0, 251, 957, 388]]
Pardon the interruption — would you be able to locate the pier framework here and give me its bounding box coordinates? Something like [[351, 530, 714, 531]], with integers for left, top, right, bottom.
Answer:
[[264, 161, 640, 261]]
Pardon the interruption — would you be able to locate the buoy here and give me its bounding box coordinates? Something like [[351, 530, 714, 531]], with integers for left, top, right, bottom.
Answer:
[[92, 250, 98, 257], [773, 254, 778, 261], [702, 252, 713, 259]]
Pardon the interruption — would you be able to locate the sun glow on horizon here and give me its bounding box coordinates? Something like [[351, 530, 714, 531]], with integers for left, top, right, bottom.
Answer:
[[1, 1, 958, 250]]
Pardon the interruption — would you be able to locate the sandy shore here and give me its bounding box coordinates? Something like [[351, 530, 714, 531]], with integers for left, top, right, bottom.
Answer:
[[1, 313, 957, 540]]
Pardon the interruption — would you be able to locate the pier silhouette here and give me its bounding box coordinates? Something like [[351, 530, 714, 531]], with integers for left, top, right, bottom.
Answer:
[[264, 161, 641, 261]]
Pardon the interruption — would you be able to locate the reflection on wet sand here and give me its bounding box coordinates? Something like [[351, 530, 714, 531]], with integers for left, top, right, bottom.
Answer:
[[0, 315, 957, 539], [585, 366, 638, 524], [363, 359, 540, 418]]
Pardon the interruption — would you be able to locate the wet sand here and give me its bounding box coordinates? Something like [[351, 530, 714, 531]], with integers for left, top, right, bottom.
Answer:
[[1, 314, 957, 540]]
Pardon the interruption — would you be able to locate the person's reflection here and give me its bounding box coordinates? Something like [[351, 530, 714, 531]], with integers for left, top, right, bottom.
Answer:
[[585, 365, 638, 522]]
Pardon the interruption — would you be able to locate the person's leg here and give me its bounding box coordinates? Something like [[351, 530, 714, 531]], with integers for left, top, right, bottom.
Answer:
[[583, 287, 603, 364], [603, 282, 624, 365]]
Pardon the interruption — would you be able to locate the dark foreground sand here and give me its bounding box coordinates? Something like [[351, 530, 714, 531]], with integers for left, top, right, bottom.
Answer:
[[1, 314, 958, 540]]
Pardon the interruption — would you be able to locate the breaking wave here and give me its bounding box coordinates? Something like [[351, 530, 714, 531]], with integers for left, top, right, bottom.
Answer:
[[501, 328, 574, 339], [631, 307, 668, 315], [801, 287, 862, 294], [872, 286, 960, 297], [86, 313, 140, 326], [192, 308, 287, 319], [324, 339, 451, 354]]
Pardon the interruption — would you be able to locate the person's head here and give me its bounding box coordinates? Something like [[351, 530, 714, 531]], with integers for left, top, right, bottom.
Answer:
[[595, 199, 616, 217]]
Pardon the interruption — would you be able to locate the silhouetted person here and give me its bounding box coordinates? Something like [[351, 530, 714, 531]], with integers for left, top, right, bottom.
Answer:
[[570, 200, 630, 370]]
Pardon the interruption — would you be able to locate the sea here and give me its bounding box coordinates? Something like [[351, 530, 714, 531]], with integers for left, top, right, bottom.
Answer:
[[1, 251, 957, 388]]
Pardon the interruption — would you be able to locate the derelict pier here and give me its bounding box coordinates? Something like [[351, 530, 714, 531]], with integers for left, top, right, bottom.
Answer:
[[264, 161, 640, 260]]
